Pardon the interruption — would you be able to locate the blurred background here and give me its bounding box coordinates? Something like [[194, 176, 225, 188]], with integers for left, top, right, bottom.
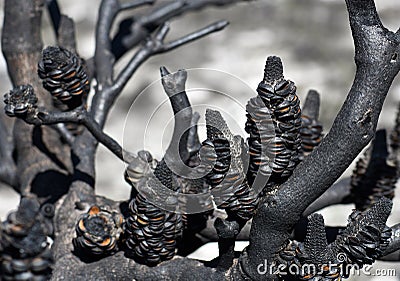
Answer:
[[0, 1, 400, 280]]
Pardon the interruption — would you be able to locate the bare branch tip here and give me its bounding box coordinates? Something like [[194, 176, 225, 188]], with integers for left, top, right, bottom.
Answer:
[[119, 0, 155, 11], [215, 20, 230, 31], [156, 22, 171, 41], [160, 66, 171, 77], [161, 67, 188, 94]]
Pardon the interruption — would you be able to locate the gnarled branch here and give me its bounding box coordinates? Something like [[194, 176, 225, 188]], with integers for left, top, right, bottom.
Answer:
[[240, 1, 400, 279]]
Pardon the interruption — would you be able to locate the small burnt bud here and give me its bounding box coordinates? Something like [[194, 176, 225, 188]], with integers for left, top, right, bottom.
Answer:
[[4, 85, 37, 117], [73, 205, 124, 257]]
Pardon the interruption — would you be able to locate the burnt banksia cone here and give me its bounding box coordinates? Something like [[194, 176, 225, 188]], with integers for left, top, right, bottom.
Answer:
[[274, 214, 341, 280], [38, 46, 89, 109], [299, 90, 323, 161], [246, 56, 301, 192], [0, 197, 53, 281], [205, 109, 258, 222], [204, 109, 231, 188], [4, 85, 37, 117], [125, 158, 183, 265], [274, 202, 392, 281], [350, 130, 398, 211], [329, 198, 392, 267], [258, 56, 302, 180], [245, 96, 274, 185], [73, 205, 124, 257], [125, 193, 183, 265]]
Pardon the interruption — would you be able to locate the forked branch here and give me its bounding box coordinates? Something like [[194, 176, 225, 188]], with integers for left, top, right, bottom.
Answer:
[[241, 1, 400, 279]]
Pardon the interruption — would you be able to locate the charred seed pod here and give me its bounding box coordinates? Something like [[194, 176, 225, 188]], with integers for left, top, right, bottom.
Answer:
[[1, 197, 53, 280], [245, 56, 301, 192], [257, 56, 302, 181], [125, 193, 183, 265], [205, 110, 259, 221], [38, 46, 89, 108], [73, 205, 124, 257], [302, 214, 341, 281], [4, 85, 37, 117], [390, 101, 400, 151], [303, 214, 329, 265], [204, 109, 232, 188], [125, 159, 183, 265], [299, 114, 323, 160], [350, 130, 398, 211], [245, 96, 274, 185], [274, 214, 341, 281], [0, 249, 53, 281], [299, 90, 323, 161], [329, 197, 392, 266]]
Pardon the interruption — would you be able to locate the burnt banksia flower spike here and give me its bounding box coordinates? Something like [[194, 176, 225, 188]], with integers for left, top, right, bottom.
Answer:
[[73, 205, 124, 257], [350, 130, 398, 211], [302, 214, 342, 281], [1, 197, 53, 281], [390, 101, 400, 152], [259, 57, 302, 180], [245, 96, 274, 186], [125, 160, 183, 265], [38, 46, 89, 109], [206, 109, 258, 222], [245, 56, 301, 192], [125, 193, 183, 265], [204, 109, 232, 188], [299, 90, 323, 161], [4, 85, 37, 117], [329, 198, 392, 267], [274, 214, 343, 281]]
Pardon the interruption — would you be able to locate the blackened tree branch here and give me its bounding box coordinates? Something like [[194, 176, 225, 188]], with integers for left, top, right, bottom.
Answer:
[[303, 177, 352, 216], [111, 0, 250, 60], [160, 66, 192, 165], [56, 16, 77, 52], [92, 18, 228, 128], [0, 114, 16, 188], [46, 0, 61, 38], [2, 0, 73, 198], [114, 20, 228, 95], [46, 0, 78, 52], [18, 108, 135, 164], [240, 1, 400, 279]]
